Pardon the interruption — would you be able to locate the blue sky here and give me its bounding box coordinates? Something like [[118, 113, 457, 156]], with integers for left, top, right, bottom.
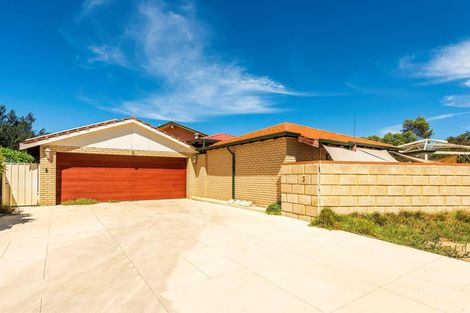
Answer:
[[1, 0, 470, 138]]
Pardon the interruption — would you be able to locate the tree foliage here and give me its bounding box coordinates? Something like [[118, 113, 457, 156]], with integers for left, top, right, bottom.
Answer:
[[367, 116, 433, 146], [447, 131, 470, 146], [0, 105, 45, 149], [0, 153, 4, 174], [402, 116, 433, 139], [0, 147, 34, 163]]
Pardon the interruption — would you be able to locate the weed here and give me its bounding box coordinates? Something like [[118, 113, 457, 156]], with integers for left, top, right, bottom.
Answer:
[[62, 198, 98, 205], [266, 202, 282, 215]]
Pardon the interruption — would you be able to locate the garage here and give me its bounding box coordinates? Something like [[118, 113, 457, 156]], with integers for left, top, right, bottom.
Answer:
[[56, 153, 187, 203], [19, 117, 197, 205]]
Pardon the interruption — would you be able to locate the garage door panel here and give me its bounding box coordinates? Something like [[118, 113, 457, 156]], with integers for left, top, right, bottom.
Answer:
[[56, 153, 187, 203]]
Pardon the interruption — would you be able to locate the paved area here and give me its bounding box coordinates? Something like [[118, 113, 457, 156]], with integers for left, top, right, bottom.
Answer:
[[0, 199, 469, 313]]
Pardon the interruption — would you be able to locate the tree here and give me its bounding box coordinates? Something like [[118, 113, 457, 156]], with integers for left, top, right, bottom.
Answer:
[[367, 116, 432, 146], [0, 105, 45, 149], [447, 131, 470, 146], [381, 131, 417, 146], [402, 116, 433, 140]]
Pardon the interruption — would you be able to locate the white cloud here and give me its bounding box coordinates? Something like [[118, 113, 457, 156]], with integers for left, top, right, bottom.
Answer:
[[400, 39, 470, 112], [88, 44, 126, 66], [379, 111, 470, 135], [81, 0, 110, 16], [427, 111, 470, 120], [401, 39, 470, 83], [108, 2, 300, 121], [442, 95, 470, 108], [77, 1, 307, 121], [379, 124, 401, 135]]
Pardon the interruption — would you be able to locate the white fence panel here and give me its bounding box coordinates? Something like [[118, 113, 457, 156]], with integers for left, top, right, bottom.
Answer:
[[2, 163, 40, 206]]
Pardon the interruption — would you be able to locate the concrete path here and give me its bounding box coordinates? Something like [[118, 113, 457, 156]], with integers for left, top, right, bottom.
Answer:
[[0, 199, 469, 313]]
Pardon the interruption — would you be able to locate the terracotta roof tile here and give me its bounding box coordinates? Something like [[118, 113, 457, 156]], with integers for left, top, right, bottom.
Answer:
[[212, 122, 395, 149], [201, 133, 235, 141]]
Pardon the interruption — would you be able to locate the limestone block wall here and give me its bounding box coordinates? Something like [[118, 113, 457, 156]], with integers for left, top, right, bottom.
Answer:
[[280, 161, 470, 220]]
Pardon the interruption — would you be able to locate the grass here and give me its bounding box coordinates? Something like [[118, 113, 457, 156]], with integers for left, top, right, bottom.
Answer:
[[311, 208, 470, 259], [62, 198, 99, 205], [266, 202, 282, 215]]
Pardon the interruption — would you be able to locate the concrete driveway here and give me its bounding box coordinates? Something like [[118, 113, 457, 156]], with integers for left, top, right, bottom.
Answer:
[[1, 199, 469, 313]]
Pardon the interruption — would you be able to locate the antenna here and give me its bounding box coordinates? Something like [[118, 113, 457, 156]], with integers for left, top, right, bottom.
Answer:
[[353, 114, 357, 137]]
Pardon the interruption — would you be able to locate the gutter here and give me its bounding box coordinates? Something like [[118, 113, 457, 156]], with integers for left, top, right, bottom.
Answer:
[[199, 131, 300, 152], [319, 139, 398, 151], [227, 146, 236, 200]]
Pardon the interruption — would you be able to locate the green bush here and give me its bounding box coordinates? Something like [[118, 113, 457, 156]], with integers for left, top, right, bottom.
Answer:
[[62, 198, 99, 205], [266, 202, 282, 215], [0, 147, 34, 163], [0, 153, 4, 174]]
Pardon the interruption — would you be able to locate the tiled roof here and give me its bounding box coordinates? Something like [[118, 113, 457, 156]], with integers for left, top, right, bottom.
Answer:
[[157, 121, 208, 136], [21, 117, 188, 146], [201, 133, 235, 141], [211, 122, 395, 149]]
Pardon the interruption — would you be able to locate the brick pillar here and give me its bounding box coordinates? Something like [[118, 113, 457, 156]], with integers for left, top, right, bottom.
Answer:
[[39, 146, 57, 205]]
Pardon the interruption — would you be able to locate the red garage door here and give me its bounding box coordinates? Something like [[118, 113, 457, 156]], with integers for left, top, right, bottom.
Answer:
[[56, 153, 186, 203]]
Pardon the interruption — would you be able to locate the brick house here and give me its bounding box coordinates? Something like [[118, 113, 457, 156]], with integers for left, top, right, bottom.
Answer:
[[188, 122, 396, 207], [19, 118, 470, 214]]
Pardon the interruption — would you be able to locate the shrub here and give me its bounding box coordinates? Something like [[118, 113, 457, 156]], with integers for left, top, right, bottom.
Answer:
[[0, 153, 4, 174], [266, 202, 282, 215], [0, 147, 34, 163], [62, 198, 98, 205], [311, 208, 339, 228], [455, 210, 470, 223]]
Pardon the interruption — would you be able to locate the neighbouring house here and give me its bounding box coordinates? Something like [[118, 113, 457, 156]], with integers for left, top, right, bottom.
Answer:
[[157, 121, 207, 143], [18, 118, 470, 216]]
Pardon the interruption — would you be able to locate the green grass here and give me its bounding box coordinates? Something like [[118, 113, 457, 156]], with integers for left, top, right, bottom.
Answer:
[[311, 208, 470, 259], [266, 202, 282, 215], [61, 198, 99, 205]]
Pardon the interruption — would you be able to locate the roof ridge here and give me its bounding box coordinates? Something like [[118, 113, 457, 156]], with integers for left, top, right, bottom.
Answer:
[[210, 121, 394, 149], [21, 116, 190, 146]]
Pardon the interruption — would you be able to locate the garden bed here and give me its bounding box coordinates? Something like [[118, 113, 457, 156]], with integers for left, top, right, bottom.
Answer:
[[311, 208, 470, 260]]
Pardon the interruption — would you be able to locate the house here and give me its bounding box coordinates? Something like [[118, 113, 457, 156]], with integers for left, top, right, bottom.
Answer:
[[19, 118, 470, 214], [157, 121, 207, 143], [188, 122, 397, 207], [20, 118, 394, 206]]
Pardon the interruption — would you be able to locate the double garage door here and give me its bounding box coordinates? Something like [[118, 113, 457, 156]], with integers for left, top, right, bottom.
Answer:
[[56, 153, 187, 203]]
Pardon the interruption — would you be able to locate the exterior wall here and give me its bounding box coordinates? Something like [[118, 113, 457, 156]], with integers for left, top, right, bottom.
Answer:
[[187, 137, 324, 207], [51, 123, 193, 154], [39, 145, 190, 206], [187, 154, 207, 198], [280, 161, 470, 220], [206, 148, 233, 201]]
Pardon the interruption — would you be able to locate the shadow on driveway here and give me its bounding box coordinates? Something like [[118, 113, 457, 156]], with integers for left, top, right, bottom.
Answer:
[[0, 211, 33, 232]]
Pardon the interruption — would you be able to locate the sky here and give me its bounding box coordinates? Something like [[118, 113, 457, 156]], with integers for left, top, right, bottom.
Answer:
[[1, 0, 470, 138]]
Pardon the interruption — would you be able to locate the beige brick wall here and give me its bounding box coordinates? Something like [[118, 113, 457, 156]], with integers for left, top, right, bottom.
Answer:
[[188, 137, 325, 207], [280, 161, 470, 220], [39, 145, 191, 206]]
